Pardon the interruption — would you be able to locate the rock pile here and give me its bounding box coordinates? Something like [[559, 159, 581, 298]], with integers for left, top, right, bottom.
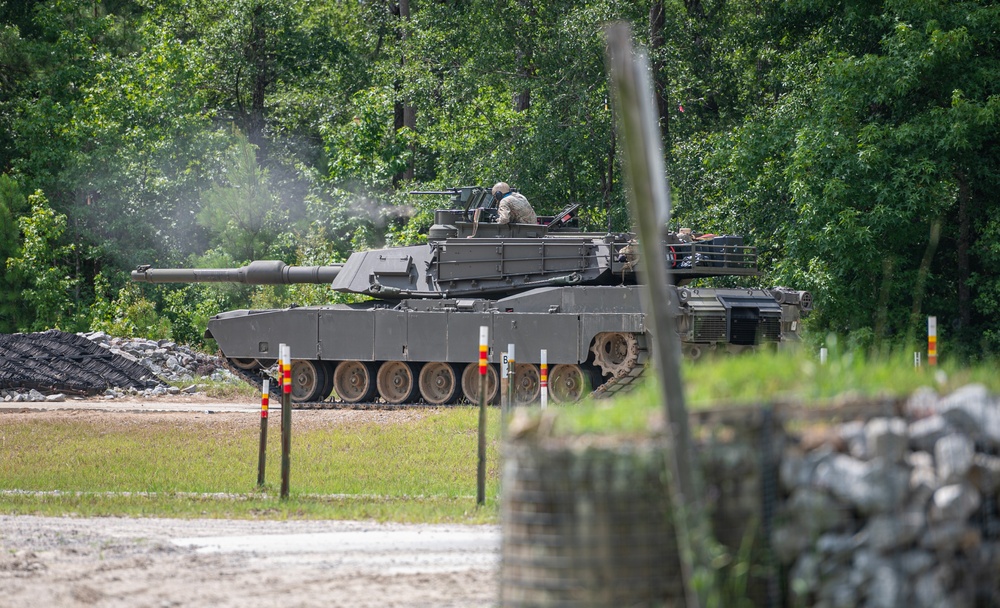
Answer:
[[774, 384, 1000, 608], [82, 332, 235, 381]]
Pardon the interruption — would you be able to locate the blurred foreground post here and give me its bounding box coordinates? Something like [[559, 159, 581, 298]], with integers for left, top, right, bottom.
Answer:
[[606, 22, 713, 608]]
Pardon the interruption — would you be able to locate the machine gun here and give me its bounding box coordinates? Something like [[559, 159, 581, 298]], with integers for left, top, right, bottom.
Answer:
[[410, 186, 497, 220], [411, 186, 581, 228]]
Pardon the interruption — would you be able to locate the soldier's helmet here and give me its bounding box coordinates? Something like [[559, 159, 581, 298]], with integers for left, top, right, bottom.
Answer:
[[491, 182, 511, 197]]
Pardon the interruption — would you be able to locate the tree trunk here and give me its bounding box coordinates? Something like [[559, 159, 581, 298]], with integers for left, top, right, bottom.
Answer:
[[246, 1, 269, 162], [873, 255, 894, 353], [908, 218, 941, 342], [682, 0, 719, 117], [514, 0, 536, 113], [649, 1, 669, 148], [603, 126, 616, 230], [956, 170, 971, 329], [392, 0, 415, 186]]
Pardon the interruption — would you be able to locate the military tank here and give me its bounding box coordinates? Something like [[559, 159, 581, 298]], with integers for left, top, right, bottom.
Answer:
[[132, 186, 811, 405]]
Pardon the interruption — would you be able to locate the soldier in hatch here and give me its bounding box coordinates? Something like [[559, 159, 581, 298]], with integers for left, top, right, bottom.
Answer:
[[492, 182, 537, 225]]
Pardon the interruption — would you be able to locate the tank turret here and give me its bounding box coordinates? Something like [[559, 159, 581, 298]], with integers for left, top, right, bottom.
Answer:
[[132, 192, 812, 406]]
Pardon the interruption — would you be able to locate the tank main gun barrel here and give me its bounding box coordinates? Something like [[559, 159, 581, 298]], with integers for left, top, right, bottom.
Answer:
[[131, 260, 342, 285]]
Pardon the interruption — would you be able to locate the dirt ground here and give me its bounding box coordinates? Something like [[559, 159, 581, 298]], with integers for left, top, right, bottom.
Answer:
[[0, 397, 500, 608]]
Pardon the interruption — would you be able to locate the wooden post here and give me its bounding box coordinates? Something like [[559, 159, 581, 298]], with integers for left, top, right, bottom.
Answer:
[[256, 378, 269, 487], [280, 344, 291, 500], [606, 22, 713, 608], [477, 326, 488, 506]]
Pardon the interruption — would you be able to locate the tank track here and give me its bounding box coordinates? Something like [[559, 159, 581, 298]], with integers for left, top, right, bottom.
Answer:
[[221, 344, 650, 409]]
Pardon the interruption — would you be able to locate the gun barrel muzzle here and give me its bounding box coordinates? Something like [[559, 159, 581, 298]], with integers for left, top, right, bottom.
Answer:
[[131, 260, 342, 285]]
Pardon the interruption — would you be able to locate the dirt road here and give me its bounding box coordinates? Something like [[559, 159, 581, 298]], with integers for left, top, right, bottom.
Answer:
[[0, 397, 500, 607], [0, 515, 499, 607]]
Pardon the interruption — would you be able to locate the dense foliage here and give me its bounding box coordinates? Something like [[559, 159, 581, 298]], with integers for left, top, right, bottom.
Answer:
[[1, 0, 997, 357]]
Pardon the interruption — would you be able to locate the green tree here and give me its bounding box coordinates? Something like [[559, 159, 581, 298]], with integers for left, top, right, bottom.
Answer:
[[0, 174, 29, 331], [6, 190, 82, 331], [196, 131, 284, 262], [677, 0, 1000, 355], [90, 271, 172, 339]]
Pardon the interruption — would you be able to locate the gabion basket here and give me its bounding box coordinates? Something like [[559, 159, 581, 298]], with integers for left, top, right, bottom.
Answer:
[[500, 435, 683, 607]]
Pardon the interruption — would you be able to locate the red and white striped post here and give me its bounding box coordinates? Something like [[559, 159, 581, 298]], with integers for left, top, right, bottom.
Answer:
[[477, 326, 489, 506], [256, 378, 269, 487], [280, 344, 291, 499], [928, 316, 938, 366], [540, 349, 548, 409]]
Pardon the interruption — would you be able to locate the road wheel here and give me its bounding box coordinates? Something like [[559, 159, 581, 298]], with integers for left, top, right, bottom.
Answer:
[[229, 357, 260, 371], [461, 362, 498, 404], [513, 363, 541, 406], [333, 361, 376, 403], [548, 364, 590, 403], [290, 359, 329, 402], [419, 362, 460, 405], [319, 361, 334, 401], [376, 361, 419, 404]]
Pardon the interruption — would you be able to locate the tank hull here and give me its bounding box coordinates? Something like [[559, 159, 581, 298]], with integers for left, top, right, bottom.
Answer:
[[208, 286, 645, 366], [208, 284, 798, 404]]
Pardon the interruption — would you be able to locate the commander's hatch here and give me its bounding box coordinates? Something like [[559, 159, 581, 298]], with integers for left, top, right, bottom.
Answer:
[[539, 203, 581, 232]]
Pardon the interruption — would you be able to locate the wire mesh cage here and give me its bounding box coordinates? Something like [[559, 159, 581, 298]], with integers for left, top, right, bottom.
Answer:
[[500, 435, 685, 607]]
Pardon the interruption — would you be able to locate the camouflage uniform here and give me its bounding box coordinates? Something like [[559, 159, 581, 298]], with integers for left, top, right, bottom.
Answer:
[[497, 192, 537, 225]]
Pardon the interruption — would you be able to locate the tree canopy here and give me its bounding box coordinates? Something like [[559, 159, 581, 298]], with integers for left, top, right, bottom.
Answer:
[[1, 0, 997, 356]]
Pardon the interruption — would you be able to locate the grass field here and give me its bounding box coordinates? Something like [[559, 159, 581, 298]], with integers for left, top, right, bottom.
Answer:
[[548, 345, 1000, 436], [0, 408, 502, 523], [2, 344, 996, 522]]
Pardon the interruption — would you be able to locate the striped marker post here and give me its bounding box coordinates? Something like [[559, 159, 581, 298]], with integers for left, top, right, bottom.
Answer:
[[928, 316, 937, 366], [256, 378, 269, 487], [280, 344, 291, 499], [477, 326, 488, 506], [540, 349, 548, 410]]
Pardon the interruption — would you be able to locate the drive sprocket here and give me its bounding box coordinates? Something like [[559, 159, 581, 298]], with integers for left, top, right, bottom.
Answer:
[[590, 332, 641, 378]]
